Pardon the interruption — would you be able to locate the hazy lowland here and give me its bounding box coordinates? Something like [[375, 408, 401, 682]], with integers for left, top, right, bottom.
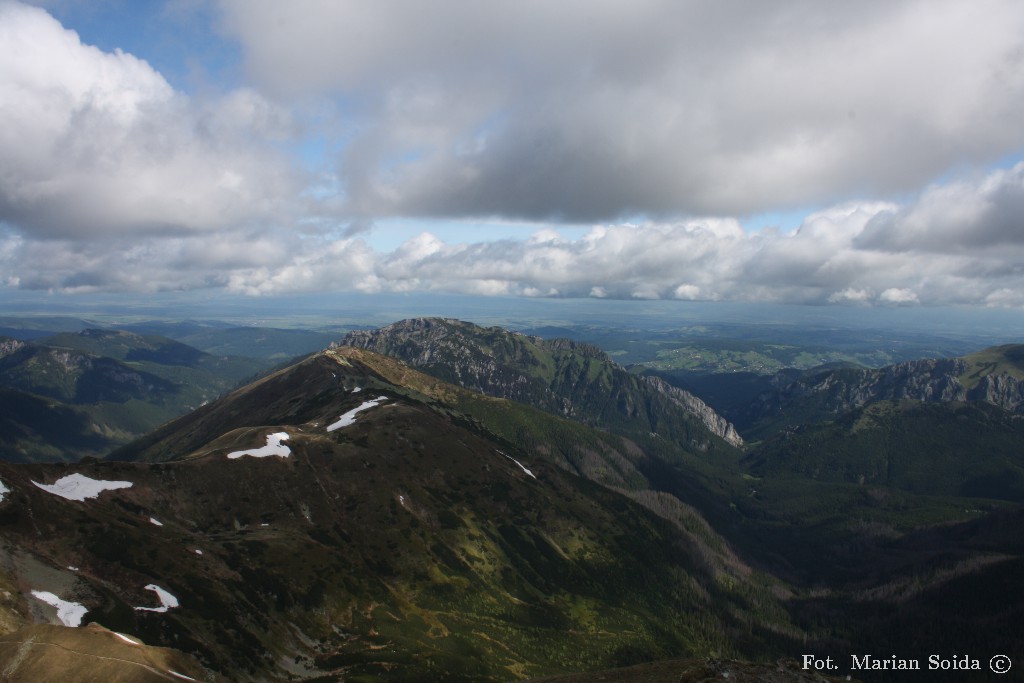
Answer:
[[0, 298, 1021, 681]]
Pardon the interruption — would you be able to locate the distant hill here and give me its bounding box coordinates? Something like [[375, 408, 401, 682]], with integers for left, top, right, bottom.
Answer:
[[745, 400, 1024, 501], [0, 330, 266, 461], [341, 318, 743, 448], [727, 343, 1024, 439]]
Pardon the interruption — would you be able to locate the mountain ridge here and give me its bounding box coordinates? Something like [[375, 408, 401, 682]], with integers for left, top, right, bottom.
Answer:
[[341, 318, 743, 447], [0, 345, 796, 681]]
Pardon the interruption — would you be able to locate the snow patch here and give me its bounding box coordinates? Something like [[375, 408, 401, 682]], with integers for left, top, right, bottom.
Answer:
[[32, 473, 132, 501], [168, 671, 197, 681], [327, 396, 389, 432], [31, 590, 87, 627], [149, 517, 163, 527], [195, 549, 203, 556], [67, 566, 79, 572], [134, 584, 179, 613], [113, 631, 141, 645], [352, 386, 362, 393], [227, 432, 291, 459], [498, 451, 537, 479], [0, 478, 9, 502]]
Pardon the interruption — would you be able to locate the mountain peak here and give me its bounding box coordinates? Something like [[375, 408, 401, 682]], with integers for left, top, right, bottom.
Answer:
[[341, 319, 743, 448]]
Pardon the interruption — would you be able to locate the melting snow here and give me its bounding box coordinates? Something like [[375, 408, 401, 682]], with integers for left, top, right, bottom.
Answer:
[[32, 473, 132, 501], [227, 432, 291, 459], [135, 584, 179, 613], [31, 590, 87, 627], [498, 451, 537, 479], [113, 632, 141, 645], [194, 549, 203, 556], [149, 517, 163, 526], [352, 386, 362, 393], [0, 478, 9, 502], [326, 396, 389, 432]]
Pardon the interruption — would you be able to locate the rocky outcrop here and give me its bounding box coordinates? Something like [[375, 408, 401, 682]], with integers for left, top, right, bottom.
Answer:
[[342, 318, 744, 450], [641, 375, 743, 446], [0, 337, 25, 358], [742, 354, 1024, 436], [968, 372, 1024, 412]]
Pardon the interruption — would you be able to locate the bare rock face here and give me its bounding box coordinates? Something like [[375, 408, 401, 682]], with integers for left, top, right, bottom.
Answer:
[[968, 372, 1024, 412], [0, 338, 26, 358], [343, 318, 743, 450], [641, 375, 743, 447]]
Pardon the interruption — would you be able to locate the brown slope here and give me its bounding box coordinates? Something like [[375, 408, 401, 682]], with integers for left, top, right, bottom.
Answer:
[[0, 622, 211, 682]]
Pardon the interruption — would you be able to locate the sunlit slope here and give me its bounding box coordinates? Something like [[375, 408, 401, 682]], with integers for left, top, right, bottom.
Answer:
[[342, 318, 743, 448], [2, 347, 797, 681]]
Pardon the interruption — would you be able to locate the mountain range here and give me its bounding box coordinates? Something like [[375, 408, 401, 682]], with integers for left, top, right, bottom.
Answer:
[[0, 330, 266, 461], [0, 318, 1021, 681]]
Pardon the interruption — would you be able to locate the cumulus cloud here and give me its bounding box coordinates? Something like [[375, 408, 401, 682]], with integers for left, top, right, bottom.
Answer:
[[3, 1, 1024, 309], [221, 0, 1024, 221], [0, 1, 299, 238], [4, 162, 1024, 306]]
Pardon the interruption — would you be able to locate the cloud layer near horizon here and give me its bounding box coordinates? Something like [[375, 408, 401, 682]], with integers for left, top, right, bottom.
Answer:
[[5, 163, 1024, 307], [2, 1, 1024, 307]]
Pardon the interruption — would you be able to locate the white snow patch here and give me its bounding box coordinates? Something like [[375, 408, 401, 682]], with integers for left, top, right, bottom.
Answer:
[[113, 631, 141, 646], [134, 584, 179, 613], [168, 671, 197, 681], [498, 451, 537, 479], [31, 590, 87, 627], [0, 478, 9, 502], [149, 517, 163, 527], [398, 495, 406, 507], [326, 396, 389, 432], [352, 386, 362, 393], [195, 549, 203, 556], [32, 473, 132, 501], [227, 432, 291, 459], [67, 566, 79, 572]]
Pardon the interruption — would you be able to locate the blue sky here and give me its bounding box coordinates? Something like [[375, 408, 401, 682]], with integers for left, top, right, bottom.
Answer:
[[3, 0, 1024, 308]]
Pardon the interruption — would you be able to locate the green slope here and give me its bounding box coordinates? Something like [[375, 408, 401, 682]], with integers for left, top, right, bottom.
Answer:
[[1, 348, 799, 681], [0, 331, 267, 461]]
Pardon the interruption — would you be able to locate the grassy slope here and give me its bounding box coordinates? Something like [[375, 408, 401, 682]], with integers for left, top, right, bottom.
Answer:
[[0, 349, 804, 681]]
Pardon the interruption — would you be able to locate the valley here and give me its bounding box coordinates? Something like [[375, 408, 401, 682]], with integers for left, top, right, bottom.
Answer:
[[0, 314, 1020, 681]]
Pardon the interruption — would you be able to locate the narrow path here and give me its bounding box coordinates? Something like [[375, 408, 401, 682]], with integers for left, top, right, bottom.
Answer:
[[0, 636, 187, 681]]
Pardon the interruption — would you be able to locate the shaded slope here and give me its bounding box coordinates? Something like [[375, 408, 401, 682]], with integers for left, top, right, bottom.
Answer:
[[745, 400, 1024, 501], [0, 331, 267, 462], [341, 318, 743, 448], [733, 344, 1024, 439], [1, 349, 797, 681]]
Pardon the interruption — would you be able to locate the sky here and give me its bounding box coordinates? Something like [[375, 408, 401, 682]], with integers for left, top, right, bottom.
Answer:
[[2, 0, 1024, 309]]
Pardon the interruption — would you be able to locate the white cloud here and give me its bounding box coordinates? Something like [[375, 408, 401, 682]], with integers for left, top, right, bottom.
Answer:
[[879, 288, 919, 305], [222, 0, 1024, 221], [0, 1, 299, 239], [3, 2, 1024, 309]]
